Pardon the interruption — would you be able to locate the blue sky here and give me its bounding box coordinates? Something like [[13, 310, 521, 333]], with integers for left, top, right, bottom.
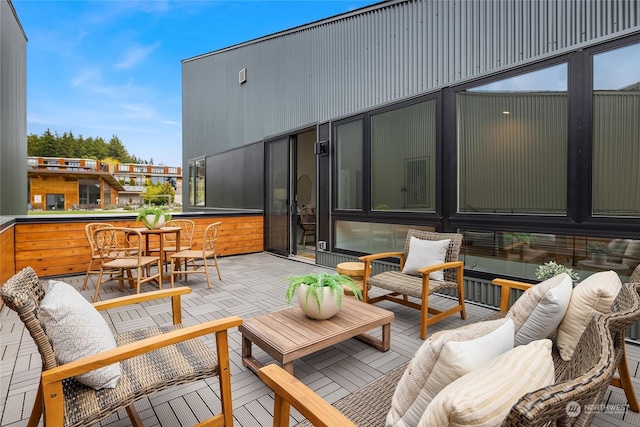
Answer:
[[13, 0, 380, 166]]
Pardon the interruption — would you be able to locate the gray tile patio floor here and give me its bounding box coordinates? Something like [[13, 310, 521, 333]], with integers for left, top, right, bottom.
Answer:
[[1, 252, 639, 426]]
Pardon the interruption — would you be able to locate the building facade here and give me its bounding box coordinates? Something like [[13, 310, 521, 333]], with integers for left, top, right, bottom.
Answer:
[[182, 0, 640, 282], [0, 0, 27, 216]]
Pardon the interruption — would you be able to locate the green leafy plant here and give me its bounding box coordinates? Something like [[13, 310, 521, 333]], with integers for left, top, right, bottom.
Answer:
[[535, 261, 580, 283], [587, 242, 609, 254], [136, 205, 172, 229], [285, 272, 362, 314]]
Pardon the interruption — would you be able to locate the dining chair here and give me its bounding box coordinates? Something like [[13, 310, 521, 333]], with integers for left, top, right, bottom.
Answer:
[[170, 221, 222, 288], [93, 227, 162, 302], [149, 219, 195, 272], [297, 207, 316, 246], [81, 222, 114, 290]]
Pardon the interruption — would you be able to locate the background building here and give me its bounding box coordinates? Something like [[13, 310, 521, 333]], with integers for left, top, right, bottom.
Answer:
[[182, 0, 640, 282], [27, 157, 182, 210]]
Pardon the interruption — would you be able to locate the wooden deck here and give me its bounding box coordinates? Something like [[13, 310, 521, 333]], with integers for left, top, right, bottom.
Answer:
[[1, 252, 639, 427]]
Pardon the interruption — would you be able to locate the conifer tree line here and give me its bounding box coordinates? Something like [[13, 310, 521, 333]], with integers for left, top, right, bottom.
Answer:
[[27, 129, 153, 164]]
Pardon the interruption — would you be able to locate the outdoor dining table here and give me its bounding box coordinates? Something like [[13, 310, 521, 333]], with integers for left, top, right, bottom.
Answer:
[[130, 226, 181, 279]]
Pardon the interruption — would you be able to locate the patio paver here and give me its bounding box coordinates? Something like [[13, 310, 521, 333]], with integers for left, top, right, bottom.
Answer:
[[1, 252, 638, 426]]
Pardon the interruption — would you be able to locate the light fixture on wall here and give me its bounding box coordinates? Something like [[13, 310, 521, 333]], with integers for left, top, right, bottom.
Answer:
[[502, 110, 510, 115], [239, 68, 247, 84]]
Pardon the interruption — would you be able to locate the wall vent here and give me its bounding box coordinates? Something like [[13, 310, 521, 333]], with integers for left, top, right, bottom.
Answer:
[[239, 68, 247, 84]]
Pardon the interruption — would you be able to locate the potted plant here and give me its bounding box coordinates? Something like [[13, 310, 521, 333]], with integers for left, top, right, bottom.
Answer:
[[535, 261, 580, 283], [285, 272, 363, 320], [587, 242, 609, 264], [136, 205, 172, 229]]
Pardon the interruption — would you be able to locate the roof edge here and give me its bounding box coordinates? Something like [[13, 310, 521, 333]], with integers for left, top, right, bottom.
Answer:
[[182, 0, 402, 64]]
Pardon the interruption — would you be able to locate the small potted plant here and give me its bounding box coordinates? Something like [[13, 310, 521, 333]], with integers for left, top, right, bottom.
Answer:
[[587, 242, 609, 264], [535, 261, 580, 283], [285, 272, 363, 320], [136, 205, 172, 229]]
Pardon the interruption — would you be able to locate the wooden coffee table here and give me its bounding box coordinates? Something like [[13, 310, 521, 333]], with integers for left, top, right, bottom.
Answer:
[[239, 297, 394, 375]]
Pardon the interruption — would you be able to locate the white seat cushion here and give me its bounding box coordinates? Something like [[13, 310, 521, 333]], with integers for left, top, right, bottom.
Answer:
[[39, 280, 121, 389]]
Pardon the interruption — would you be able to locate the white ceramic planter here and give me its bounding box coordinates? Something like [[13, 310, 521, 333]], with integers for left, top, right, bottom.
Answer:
[[145, 214, 166, 229], [297, 284, 339, 320]]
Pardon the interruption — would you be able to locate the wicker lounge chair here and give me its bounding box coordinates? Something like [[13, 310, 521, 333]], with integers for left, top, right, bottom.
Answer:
[[0, 266, 241, 427], [258, 281, 640, 427], [359, 230, 465, 339]]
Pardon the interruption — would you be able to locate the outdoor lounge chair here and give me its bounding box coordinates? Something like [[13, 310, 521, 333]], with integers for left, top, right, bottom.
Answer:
[[0, 266, 242, 427], [359, 229, 465, 339], [258, 280, 640, 427]]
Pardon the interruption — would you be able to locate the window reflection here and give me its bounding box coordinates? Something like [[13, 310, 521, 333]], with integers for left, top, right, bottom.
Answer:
[[592, 42, 640, 217], [335, 221, 434, 253], [458, 64, 568, 214], [335, 120, 363, 210], [370, 100, 436, 211], [461, 229, 639, 283]]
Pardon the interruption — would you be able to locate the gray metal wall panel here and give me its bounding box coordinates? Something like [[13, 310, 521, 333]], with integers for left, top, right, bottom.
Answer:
[[0, 0, 28, 216], [182, 0, 640, 167]]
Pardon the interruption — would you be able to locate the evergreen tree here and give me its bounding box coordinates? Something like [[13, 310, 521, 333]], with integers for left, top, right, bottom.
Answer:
[[25, 129, 154, 164]]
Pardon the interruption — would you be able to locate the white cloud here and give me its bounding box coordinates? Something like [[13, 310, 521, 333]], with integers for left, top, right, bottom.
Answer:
[[70, 68, 99, 87], [162, 120, 181, 126], [115, 42, 161, 69], [120, 103, 156, 119]]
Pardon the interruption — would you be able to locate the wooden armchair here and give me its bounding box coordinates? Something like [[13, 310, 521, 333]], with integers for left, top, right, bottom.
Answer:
[[0, 267, 242, 427], [258, 281, 640, 427], [359, 230, 465, 339]]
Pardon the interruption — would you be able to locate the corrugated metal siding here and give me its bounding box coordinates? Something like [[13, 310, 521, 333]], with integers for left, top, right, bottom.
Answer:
[[0, 0, 28, 216], [316, 250, 640, 340], [183, 0, 639, 164]]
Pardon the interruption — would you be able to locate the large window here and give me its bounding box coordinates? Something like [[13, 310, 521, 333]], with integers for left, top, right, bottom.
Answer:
[[458, 64, 568, 214], [335, 119, 363, 210], [371, 100, 436, 211], [592, 42, 640, 217], [78, 179, 100, 208]]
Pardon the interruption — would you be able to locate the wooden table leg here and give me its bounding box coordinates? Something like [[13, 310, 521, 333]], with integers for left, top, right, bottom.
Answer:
[[241, 335, 263, 374], [354, 322, 391, 351]]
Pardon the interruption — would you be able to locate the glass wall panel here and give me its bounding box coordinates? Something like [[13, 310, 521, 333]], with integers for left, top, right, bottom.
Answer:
[[335, 220, 434, 253], [371, 100, 436, 211], [458, 64, 568, 214], [196, 159, 205, 206], [335, 120, 363, 210], [592, 42, 640, 217], [461, 229, 639, 283]]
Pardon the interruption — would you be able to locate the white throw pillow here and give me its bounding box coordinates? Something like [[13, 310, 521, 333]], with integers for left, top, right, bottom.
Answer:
[[386, 318, 514, 427], [401, 237, 451, 281], [39, 280, 121, 389], [507, 273, 572, 346], [417, 339, 555, 427], [556, 270, 621, 361]]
